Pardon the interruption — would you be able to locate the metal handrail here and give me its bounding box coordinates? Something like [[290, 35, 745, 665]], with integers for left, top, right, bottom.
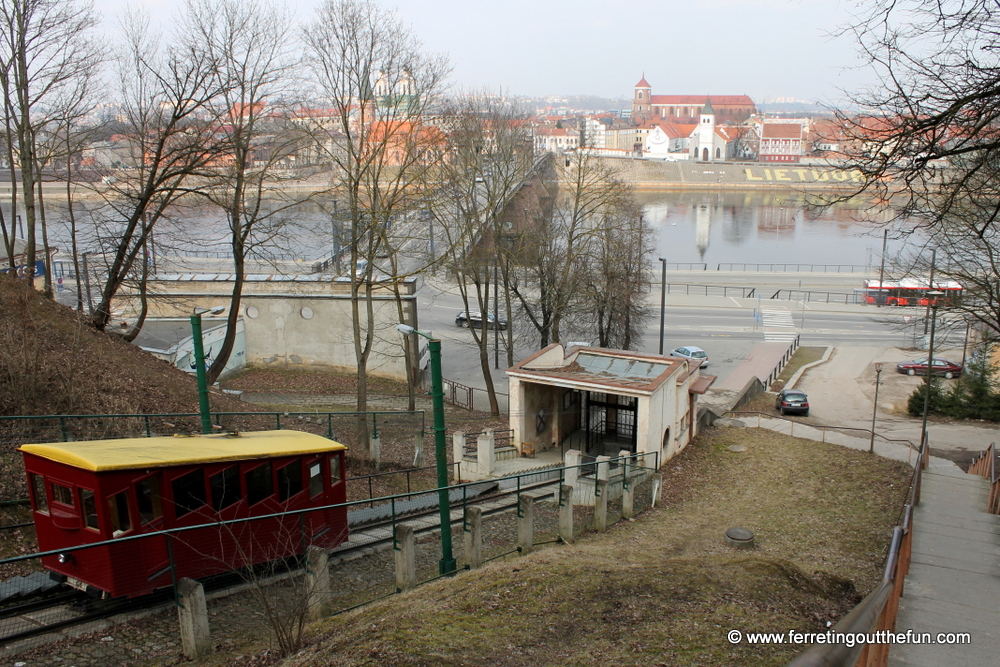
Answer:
[[724, 411, 920, 454]]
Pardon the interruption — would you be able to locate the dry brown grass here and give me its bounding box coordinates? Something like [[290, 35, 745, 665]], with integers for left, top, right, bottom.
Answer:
[[268, 426, 911, 667]]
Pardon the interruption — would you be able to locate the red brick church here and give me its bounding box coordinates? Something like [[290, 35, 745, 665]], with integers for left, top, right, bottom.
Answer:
[[631, 75, 755, 124]]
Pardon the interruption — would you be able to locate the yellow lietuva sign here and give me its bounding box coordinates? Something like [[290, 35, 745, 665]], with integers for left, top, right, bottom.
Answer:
[[743, 168, 864, 183]]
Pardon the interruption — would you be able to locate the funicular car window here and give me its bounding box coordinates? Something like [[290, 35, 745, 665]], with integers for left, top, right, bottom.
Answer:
[[246, 462, 274, 506], [108, 490, 132, 536], [308, 460, 322, 498], [278, 460, 303, 501], [51, 482, 74, 507], [30, 474, 48, 514], [329, 454, 342, 485], [172, 469, 207, 518], [80, 489, 99, 531], [211, 466, 241, 511], [136, 477, 163, 525]]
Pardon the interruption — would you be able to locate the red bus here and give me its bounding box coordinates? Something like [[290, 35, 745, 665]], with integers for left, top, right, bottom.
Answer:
[[862, 278, 963, 306]]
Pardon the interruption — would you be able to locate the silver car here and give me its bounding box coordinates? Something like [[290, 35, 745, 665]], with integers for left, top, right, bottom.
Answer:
[[669, 345, 708, 367]]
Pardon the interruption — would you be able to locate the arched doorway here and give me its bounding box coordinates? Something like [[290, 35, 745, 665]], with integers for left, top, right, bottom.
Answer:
[[702, 147, 708, 161]]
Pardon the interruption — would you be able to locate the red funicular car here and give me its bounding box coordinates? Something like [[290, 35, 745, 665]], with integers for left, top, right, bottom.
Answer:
[[21, 430, 348, 598]]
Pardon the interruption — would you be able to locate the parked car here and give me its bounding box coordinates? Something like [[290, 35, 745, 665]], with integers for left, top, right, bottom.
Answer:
[[455, 311, 507, 330], [669, 345, 708, 367], [776, 389, 810, 416], [895, 357, 963, 379]]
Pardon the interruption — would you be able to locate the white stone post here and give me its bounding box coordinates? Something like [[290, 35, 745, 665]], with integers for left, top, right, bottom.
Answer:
[[594, 479, 609, 531], [518, 493, 535, 555], [305, 545, 331, 621], [394, 524, 416, 591], [559, 484, 575, 544], [452, 432, 466, 482], [464, 506, 483, 569], [564, 449, 582, 489], [477, 431, 495, 476], [177, 577, 211, 659]]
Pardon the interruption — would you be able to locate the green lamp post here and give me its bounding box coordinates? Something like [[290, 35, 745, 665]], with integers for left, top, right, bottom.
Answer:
[[397, 323, 457, 575], [190, 306, 226, 434]]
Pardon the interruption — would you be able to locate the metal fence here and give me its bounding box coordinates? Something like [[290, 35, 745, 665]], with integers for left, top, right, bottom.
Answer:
[[717, 263, 867, 273], [0, 452, 661, 662], [665, 283, 756, 298]]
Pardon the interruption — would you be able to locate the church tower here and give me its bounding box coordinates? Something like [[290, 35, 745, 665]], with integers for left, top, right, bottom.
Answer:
[[632, 75, 652, 122], [697, 98, 715, 161]]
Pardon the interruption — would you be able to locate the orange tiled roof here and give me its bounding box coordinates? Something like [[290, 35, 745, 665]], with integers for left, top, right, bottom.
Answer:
[[761, 123, 802, 139]]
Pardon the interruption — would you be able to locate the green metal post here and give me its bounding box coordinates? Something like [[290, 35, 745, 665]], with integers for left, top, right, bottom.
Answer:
[[428, 338, 457, 575], [189, 313, 212, 434]]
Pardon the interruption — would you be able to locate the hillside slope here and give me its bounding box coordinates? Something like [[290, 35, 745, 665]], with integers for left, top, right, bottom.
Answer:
[[0, 275, 241, 419]]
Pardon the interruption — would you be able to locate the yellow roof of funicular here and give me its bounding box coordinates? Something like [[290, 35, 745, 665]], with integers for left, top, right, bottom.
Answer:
[[19, 430, 347, 472]]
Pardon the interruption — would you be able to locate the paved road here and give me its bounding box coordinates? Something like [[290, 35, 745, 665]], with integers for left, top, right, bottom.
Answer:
[[417, 273, 941, 397], [792, 345, 998, 466]]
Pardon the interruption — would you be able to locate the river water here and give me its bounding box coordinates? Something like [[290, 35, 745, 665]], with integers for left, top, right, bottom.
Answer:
[[6, 189, 907, 271], [639, 190, 905, 270]]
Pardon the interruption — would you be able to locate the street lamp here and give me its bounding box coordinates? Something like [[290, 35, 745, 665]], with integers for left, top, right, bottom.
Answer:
[[869, 362, 883, 453], [191, 305, 226, 434], [396, 323, 457, 576], [919, 291, 945, 452], [658, 257, 667, 355]]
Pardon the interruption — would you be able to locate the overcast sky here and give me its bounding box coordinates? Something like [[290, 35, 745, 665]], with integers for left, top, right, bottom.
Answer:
[[97, 0, 878, 105]]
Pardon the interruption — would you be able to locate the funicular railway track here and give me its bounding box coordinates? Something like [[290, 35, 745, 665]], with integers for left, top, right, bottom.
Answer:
[[0, 470, 561, 651]]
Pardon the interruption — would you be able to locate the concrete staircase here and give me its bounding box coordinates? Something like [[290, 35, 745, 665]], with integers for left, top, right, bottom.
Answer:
[[888, 467, 1000, 666]]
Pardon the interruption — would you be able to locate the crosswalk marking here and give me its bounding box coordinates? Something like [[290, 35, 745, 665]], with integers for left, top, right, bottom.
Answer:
[[761, 307, 798, 342]]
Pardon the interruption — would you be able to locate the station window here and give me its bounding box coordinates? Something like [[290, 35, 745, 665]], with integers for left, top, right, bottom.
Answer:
[[308, 461, 323, 498], [246, 462, 273, 506], [329, 454, 342, 485], [278, 460, 303, 502], [172, 469, 207, 518], [51, 482, 74, 507], [108, 490, 132, 536], [80, 489, 99, 531], [29, 474, 48, 514], [211, 466, 241, 511], [136, 477, 163, 525]]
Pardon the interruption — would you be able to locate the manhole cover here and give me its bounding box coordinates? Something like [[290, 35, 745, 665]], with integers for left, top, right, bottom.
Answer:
[[724, 527, 755, 548], [728, 445, 747, 452]]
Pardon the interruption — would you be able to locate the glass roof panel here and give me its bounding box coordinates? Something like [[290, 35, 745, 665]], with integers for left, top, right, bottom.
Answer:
[[576, 353, 668, 380]]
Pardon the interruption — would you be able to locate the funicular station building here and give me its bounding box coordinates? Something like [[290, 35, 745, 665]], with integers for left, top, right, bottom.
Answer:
[[505, 345, 715, 498]]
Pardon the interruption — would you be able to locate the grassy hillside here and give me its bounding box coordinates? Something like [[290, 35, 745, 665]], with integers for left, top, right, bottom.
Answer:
[[0, 275, 242, 419]]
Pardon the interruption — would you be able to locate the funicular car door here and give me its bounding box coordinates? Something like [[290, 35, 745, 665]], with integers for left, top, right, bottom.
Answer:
[[134, 473, 171, 588], [304, 457, 331, 542]]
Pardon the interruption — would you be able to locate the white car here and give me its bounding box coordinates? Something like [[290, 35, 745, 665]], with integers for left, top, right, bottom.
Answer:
[[670, 345, 708, 367]]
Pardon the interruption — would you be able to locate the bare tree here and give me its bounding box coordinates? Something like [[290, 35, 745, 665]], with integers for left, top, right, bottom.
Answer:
[[836, 0, 1000, 231], [88, 11, 228, 333], [835, 1, 1000, 334], [433, 92, 533, 414], [584, 201, 653, 350], [0, 0, 101, 291], [512, 151, 635, 347], [303, 0, 449, 451], [180, 0, 300, 383]]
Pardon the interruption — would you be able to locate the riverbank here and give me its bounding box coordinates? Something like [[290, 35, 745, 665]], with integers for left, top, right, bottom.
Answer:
[[602, 157, 864, 192], [0, 158, 867, 203]]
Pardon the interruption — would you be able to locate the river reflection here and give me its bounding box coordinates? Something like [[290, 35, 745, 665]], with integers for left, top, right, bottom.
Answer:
[[7, 190, 905, 270], [639, 190, 902, 268]]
